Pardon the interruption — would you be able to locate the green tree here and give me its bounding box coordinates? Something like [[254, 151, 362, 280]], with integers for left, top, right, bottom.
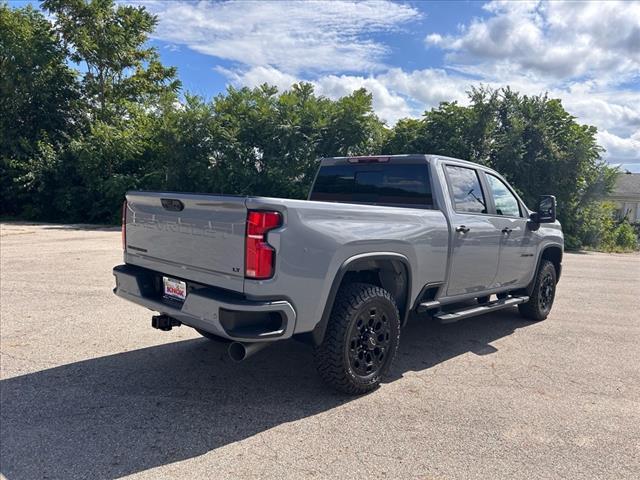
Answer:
[[42, 0, 180, 121], [207, 83, 384, 200], [153, 93, 218, 194], [320, 88, 386, 157], [0, 3, 80, 216], [25, 0, 184, 221], [381, 118, 424, 155]]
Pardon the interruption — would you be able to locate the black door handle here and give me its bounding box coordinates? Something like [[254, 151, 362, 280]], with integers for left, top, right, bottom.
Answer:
[[501, 227, 513, 234], [456, 225, 470, 233]]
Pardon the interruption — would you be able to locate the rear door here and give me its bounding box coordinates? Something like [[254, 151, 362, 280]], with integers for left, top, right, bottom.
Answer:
[[443, 165, 502, 296], [124, 192, 247, 292]]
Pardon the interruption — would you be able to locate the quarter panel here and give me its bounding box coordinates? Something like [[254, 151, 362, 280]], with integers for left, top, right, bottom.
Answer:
[[244, 197, 450, 334]]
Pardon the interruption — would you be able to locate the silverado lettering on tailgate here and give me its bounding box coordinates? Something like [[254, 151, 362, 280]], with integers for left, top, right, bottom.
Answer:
[[132, 215, 237, 238]]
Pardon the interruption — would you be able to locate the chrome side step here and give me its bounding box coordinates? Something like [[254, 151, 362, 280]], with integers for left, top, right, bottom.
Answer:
[[434, 296, 529, 324]]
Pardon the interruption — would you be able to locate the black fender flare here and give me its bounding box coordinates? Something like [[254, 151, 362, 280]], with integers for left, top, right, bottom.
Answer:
[[526, 244, 563, 295], [311, 252, 412, 346]]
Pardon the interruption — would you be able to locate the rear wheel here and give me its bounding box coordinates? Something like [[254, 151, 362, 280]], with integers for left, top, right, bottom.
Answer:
[[518, 260, 557, 321], [314, 282, 400, 395]]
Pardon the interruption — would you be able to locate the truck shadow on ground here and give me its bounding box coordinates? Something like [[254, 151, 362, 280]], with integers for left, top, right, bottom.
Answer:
[[1, 309, 533, 480]]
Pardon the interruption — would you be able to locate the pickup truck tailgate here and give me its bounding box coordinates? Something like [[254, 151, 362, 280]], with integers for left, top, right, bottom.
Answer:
[[123, 192, 247, 292]]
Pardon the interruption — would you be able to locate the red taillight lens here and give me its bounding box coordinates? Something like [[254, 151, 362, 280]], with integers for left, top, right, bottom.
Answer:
[[121, 200, 127, 250], [245, 210, 282, 279]]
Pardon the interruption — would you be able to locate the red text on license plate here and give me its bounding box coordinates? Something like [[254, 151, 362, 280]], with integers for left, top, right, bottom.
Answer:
[[163, 276, 186, 300]]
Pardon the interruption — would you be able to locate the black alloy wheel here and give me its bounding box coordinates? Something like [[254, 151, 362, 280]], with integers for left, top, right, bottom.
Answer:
[[518, 259, 557, 321], [315, 282, 401, 394], [347, 303, 392, 378]]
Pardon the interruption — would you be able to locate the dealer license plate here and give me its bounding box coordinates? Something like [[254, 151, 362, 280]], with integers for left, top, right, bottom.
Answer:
[[163, 276, 187, 301]]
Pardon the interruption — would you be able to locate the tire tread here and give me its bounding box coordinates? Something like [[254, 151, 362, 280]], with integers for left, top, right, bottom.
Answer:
[[518, 260, 556, 321], [314, 282, 400, 395]]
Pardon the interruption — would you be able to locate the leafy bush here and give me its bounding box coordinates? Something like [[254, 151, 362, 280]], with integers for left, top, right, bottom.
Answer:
[[568, 201, 616, 250], [568, 201, 638, 252], [603, 221, 639, 252]]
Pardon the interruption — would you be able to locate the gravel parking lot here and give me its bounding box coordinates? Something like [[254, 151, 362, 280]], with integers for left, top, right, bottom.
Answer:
[[1, 223, 639, 480]]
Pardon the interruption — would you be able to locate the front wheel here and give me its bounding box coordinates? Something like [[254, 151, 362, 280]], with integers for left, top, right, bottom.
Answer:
[[314, 282, 401, 395], [518, 260, 557, 321]]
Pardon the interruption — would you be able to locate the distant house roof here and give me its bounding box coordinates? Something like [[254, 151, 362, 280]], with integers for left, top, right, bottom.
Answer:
[[611, 173, 640, 198]]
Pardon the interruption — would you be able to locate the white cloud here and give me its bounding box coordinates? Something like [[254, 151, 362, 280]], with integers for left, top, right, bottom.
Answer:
[[376, 68, 469, 106], [314, 74, 414, 124], [597, 130, 640, 162], [421, 0, 640, 163], [145, 0, 420, 75], [425, 33, 443, 46], [428, 0, 640, 86], [318, 68, 471, 124], [558, 88, 640, 138], [216, 66, 299, 93]]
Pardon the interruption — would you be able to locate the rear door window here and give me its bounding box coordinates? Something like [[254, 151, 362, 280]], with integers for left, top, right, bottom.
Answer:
[[310, 164, 433, 207], [445, 165, 487, 214]]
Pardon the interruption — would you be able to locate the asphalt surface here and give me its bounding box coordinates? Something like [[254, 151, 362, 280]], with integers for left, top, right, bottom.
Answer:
[[1, 222, 639, 480]]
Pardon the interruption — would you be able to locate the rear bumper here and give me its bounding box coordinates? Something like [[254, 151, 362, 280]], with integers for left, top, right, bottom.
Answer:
[[113, 264, 296, 342]]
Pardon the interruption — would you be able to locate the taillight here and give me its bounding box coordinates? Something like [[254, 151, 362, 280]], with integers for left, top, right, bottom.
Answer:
[[245, 210, 282, 279], [121, 200, 127, 250]]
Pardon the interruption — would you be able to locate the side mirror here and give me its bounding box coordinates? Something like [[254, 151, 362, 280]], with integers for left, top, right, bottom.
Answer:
[[530, 195, 556, 224]]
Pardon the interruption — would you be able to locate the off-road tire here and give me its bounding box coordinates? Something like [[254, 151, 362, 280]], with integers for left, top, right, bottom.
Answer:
[[314, 282, 401, 395], [518, 260, 557, 321]]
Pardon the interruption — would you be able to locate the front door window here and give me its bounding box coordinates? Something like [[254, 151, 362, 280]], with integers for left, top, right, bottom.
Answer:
[[486, 174, 521, 217]]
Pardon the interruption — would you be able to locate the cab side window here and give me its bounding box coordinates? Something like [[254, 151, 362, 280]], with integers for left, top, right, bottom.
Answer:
[[445, 165, 487, 214], [486, 174, 521, 217]]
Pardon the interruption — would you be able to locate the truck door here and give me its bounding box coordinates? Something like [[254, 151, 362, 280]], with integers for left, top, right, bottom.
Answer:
[[483, 172, 537, 288], [443, 165, 502, 296]]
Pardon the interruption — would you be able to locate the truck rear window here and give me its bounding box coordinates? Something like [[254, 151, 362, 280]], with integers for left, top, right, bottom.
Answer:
[[310, 164, 433, 207]]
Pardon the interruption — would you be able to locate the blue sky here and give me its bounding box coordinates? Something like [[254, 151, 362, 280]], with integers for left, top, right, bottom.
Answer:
[[16, 0, 640, 171], [150, 1, 488, 100]]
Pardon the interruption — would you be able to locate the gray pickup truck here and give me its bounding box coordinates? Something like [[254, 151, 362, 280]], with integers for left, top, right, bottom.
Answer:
[[113, 154, 563, 394]]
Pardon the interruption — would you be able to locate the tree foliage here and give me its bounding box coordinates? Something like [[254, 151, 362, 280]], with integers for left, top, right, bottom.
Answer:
[[41, 0, 179, 121], [0, 1, 633, 250], [0, 3, 80, 214]]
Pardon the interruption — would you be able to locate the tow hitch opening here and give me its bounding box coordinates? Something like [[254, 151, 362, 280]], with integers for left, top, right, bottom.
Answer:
[[151, 314, 182, 331]]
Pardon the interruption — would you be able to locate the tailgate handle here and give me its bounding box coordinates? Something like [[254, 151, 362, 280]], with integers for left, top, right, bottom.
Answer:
[[161, 198, 184, 212]]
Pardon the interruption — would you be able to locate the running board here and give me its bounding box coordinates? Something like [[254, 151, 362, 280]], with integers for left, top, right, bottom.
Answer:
[[434, 296, 529, 324], [417, 300, 441, 312]]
